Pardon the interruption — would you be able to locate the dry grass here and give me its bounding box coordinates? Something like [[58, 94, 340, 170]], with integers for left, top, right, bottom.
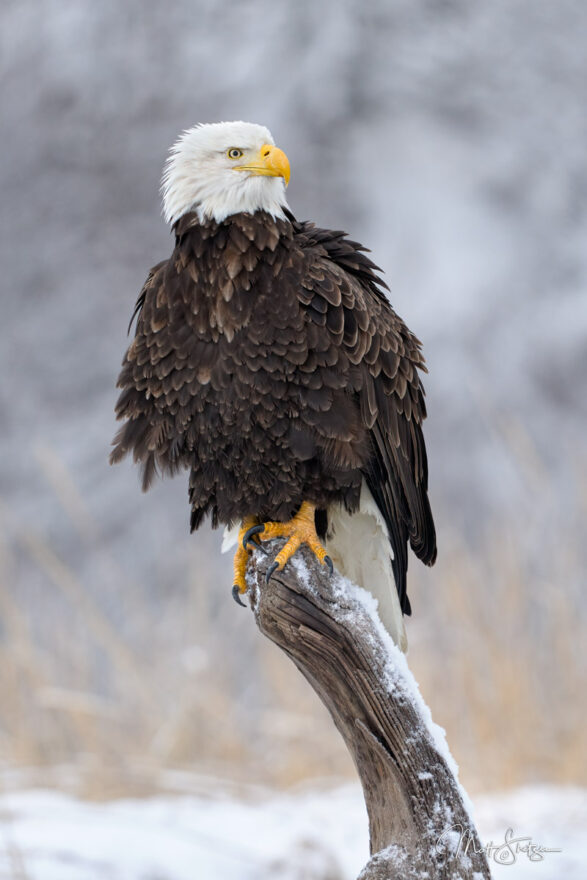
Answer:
[[407, 523, 586, 792], [0, 439, 585, 800]]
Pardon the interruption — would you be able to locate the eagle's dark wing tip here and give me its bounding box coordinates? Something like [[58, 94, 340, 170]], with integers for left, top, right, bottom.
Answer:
[[140, 455, 157, 492]]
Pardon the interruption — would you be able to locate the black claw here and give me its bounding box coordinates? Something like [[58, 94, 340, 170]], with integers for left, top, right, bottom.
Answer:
[[243, 523, 265, 550], [324, 555, 334, 575], [232, 584, 247, 607], [265, 561, 279, 583]]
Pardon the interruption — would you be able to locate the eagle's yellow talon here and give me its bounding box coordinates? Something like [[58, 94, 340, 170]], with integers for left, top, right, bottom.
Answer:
[[232, 584, 247, 607], [256, 501, 330, 577], [242, 523, 265, 550], [232, 516, 258, 604], [235, 503, 331, 592], [273, 535, 302, 570]]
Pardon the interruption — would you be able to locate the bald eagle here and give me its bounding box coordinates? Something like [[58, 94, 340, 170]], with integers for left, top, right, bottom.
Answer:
[[111, 121, 436, 650]]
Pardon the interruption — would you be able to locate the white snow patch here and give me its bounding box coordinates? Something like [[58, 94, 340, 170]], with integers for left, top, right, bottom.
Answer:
[[291, 554, 316, 592], [0, 783, 583, 880], [255, 557, 474, 825], [325, 570, 476, 823]]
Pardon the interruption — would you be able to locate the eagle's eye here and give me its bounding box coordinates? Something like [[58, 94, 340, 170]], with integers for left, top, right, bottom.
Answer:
[[227, 148, 243, 160]]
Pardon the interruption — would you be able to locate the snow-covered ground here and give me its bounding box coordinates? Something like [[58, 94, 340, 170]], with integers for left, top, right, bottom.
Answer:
[[0, 782, 584, 880]]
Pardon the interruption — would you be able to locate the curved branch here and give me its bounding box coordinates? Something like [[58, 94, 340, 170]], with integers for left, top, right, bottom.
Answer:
[[246, 544, 490, 880]]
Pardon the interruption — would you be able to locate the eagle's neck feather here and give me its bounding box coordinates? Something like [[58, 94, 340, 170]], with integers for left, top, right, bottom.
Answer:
[[162, 164, 289, 225]]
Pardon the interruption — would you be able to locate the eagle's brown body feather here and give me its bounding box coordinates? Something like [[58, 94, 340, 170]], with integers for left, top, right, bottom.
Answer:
[[111, 210, 436, 613]]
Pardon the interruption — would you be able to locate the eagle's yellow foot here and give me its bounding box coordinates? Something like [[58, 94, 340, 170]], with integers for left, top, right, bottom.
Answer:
[[243, 501, 333, 584], [232, 516, 260, 607]]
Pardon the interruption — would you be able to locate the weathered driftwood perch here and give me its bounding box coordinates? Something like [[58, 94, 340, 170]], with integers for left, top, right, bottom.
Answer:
[[246, 543, 491, 880]]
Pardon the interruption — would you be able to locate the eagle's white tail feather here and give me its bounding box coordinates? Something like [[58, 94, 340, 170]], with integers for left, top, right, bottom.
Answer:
[[221, 522, 240, 553], [324, 482, 407, 652]]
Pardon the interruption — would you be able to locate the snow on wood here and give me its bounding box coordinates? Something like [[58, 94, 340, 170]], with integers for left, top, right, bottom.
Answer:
[[247, 543, 491, 879]]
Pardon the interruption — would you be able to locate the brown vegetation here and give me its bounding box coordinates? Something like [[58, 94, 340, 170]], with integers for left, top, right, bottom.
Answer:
[[0, 444, 584, 800]]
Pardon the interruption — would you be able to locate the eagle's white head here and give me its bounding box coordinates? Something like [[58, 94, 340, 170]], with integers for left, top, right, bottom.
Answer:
[[161, 121, 291, 225]]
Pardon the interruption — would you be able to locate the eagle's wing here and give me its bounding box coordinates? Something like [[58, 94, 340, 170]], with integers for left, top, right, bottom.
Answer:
[[293, 220, 437, 613], [111, 257, 201, 491]]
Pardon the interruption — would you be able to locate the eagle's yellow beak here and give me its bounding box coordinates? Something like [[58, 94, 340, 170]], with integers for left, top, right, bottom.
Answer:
[[235, 144, 290, 186]]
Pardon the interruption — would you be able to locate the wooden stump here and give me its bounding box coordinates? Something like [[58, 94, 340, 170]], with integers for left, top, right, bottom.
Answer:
[[246, 543, 491, 880]]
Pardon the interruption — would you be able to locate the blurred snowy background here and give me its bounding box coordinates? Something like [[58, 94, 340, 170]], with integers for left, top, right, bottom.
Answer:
[[1, 0, 586, 876]]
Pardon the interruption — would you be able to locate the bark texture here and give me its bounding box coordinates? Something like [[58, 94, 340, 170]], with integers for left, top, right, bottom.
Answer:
[[247, 543, 491, 880]]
